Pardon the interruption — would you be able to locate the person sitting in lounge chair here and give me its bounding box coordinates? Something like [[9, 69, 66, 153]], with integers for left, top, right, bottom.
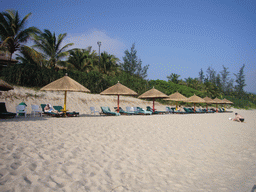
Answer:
[[232, 113, 245, 122], [44, 104, 62, 114]]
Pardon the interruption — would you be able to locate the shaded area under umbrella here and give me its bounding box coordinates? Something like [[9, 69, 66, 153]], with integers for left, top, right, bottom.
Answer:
[[186, 94, 206, 112], [213, 98, 225, 112], [40, 74, 90, 116], [222, 98, 234, 110], [138, 87, 168, 112], [0, 79, 14, 91], [164, 91, 187, 110], [203, 96, 215, 112], [100, 81, 138, 112]]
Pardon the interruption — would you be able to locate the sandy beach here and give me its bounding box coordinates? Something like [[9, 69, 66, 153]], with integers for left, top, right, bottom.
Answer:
[[1, 87, 256, 191]]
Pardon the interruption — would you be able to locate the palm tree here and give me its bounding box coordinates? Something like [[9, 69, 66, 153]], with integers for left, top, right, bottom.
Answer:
[[33, 29, 73, 68], [67, 47, 97, 72], [16, 45, 46, 67], [99, 51, 120, 75], [0, 10, 39, 66]]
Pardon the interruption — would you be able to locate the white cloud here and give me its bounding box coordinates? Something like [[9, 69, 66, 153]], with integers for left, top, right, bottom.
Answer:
[[64, 29, 126, 60]]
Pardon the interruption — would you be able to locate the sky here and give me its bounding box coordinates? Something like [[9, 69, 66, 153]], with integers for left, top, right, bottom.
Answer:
[[1, 0, 256, 93]]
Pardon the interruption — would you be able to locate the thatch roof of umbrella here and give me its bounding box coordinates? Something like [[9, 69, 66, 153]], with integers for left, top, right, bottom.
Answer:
[[203, 96, 215, 104], [138, 87, 168, 99], [138, 87, 168, 112], [40, 74, 90, 116], [40, 75, 90, 92], [186, 94, 206, 103], [213, 98, 225, 104], [222, 98, 234, 104], [164, 91, 187, 101], [100, 81, 137, 112], [100, 81, 137, 96], [0, 79, 14, 91]]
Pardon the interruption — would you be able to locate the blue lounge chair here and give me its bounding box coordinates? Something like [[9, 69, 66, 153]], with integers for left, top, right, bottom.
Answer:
[[135, 107, 152, 115], [53, 106, 79, 117], [100, 107, 120, 116], [114, 107, 135, 115], [146, 106, 167, 114]]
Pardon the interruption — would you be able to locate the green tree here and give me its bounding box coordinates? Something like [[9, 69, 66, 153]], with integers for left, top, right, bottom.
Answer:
[[234, 64, 246, 96], [16, 45, 46, 67], [167, 73, 180, 84], [198, 68, 205, 83], [33, 29, 73, 68], [121, 43, 149, 79], [0, 10, 39, 66], [206, 67, 216, 84], [99, 51, 120, 75], [66, 47, 97, 72], [220, 65, 230, 93]]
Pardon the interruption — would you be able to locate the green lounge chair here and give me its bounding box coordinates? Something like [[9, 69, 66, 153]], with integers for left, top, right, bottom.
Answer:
[[53, 106, 79, 117], [114, 107, 135, 115], [40, 104, 63, 117], [135, 107, 152, 115], [100, 107, 120, 116], [183, 107, 194, 114], [170, 107, 186, 114], [0, 102, 16, 118], [146, 106, 166, 114]]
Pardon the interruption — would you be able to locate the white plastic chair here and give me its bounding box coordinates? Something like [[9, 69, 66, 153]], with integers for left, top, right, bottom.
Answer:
[[90, 107, 100, 115], [31, 105, 42, 117], [16, 105, 27, 117], [126, 106, 131, 112]]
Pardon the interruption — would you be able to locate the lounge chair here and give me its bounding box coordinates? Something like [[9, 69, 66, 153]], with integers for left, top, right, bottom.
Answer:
[[31, 105, 43, 117], [16, 105, 27, 117], [146, 106, 166, 114], [100, 107, 120, 116], [0, 102, 16, 118], [53, 106, 79, 117], [221, 107, 233, 113], [135, 107, 152, 115], [183, 107, 194, 114], [90, 107, 100, 115], [40, 104, 63, 117], [166, 107, 173, 114], [170, 107, 187, 114], [114, 107, 135, 115]]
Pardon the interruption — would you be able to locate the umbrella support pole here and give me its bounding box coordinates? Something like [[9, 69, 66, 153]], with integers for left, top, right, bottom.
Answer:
[[117, 95, 120, 112], [194, 103, 195, 112], [216, 104, 218, 113], [176, 102, 178, 111], [153, 99, 155, 112], [64, 91, 67, 117]]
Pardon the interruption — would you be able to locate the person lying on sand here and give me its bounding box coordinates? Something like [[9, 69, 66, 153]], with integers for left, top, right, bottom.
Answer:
[[232, 113, 245, 122]]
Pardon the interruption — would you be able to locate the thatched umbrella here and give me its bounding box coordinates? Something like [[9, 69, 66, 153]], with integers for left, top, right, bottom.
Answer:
[[100, 81, 138, 112], [213, 98, 225, 112], [138, 87, 168, 112], [222, 98, 233, 104], [40, 74, 90, 116], [222, 98, 234, 110], [203, 96, 215, 112], [164, 91, 187, 110], [186, 94, 206, 112], [0, 79, 14, 91]]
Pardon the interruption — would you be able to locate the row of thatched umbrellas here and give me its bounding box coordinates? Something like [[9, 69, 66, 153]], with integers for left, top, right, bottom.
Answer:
[[1, 75, 233, 116]]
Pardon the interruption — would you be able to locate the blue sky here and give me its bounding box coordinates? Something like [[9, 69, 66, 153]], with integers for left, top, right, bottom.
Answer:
[[1, 0, 256, 93]]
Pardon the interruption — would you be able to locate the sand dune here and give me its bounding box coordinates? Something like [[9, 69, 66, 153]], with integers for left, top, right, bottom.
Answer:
[[0, 87, 256, 191]]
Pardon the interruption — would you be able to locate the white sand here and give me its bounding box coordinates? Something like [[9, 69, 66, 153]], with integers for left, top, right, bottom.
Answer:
[[1, 87, 256, 191]]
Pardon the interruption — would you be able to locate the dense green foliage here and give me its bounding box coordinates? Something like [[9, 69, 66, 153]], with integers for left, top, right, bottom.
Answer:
[[0, 9, 255, 109]]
